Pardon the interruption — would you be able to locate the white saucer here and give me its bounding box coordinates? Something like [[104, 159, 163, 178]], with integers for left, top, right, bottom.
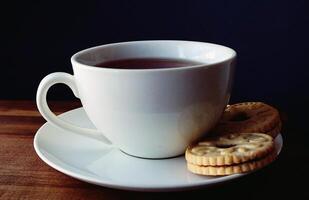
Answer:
[[34, 108, 283, 192]]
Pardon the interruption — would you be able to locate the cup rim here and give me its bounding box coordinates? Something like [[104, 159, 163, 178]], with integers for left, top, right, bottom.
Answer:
[[71, 40, 237, 72]]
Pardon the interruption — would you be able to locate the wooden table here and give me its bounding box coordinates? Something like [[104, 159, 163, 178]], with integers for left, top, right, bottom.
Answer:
[[0, 100, 306, 199]]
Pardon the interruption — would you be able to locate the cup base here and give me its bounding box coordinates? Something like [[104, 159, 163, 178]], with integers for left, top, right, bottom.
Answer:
[[119, 149, 184, 160]]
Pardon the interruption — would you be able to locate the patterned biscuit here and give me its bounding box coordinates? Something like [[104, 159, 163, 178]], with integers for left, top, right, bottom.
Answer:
[[185, 133, 274, 166], [212, 102, 281, 137], [187, 149, 277, 176]]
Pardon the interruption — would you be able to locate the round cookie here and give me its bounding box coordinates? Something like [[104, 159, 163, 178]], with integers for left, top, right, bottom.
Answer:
[[187, 149, 277, 176], [212, 102, 281, 138], [185, 133, 274, 166]]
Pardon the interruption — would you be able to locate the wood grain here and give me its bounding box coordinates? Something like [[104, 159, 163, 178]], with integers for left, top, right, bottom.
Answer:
[[0, 100, 304, 199]]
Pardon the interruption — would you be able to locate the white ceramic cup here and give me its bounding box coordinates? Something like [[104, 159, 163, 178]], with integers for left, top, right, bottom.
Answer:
[[36, 40, 236, 158]]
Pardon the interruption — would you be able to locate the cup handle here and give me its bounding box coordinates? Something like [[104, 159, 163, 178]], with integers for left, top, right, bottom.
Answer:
[[36, 72, 112, 144]]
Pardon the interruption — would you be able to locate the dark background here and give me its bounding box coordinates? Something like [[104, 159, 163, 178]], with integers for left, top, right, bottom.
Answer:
[[2, 0, 309, 198], [3, 0, 307, 104], [4, 0, 308, 108], [4, 0, 309, 110], [4, 0, 309, 125]]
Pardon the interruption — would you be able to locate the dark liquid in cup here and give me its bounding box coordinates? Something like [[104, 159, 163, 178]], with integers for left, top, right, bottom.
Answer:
[[95, 58, 202, 69]]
